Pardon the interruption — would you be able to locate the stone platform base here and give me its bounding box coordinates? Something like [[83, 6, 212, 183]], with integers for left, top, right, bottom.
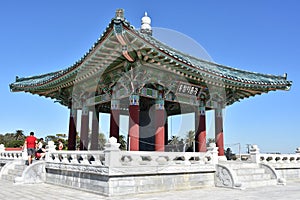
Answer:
[[45, 163, 215, 196]]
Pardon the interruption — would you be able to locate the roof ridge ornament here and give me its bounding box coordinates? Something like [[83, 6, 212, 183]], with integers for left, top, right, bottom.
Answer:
[[141, 12, 152, 36], [283, 73, 287, 80], [115, 8, 125, 20]]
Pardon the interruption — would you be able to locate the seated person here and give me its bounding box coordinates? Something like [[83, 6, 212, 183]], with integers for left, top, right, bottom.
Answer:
[[35, 144, 46, 160]]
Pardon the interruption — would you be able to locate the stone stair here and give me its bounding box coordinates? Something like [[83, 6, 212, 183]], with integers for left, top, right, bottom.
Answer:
[[1, 160, 46, 184], [221, 162, 278, 188], [1, 161, 27, 182]]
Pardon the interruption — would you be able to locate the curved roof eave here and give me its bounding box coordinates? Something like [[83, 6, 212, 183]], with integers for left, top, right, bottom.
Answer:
[[9, 16, 292, 93], [123, 25, 292, 91], [9, 19, 118, 93]]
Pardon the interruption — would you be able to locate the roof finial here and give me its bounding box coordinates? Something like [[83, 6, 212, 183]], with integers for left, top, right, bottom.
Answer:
[[283, 73, 287, 79], [141, 11, 152, 36], [115, 9, 125, 20]]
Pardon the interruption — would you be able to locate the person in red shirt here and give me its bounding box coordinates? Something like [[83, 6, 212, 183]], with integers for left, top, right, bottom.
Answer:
[[23, 132, 37, 165]]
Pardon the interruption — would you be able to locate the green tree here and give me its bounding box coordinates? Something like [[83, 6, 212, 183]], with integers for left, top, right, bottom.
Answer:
[[3, 133, 15, 147], [98, 133, 106, 150], [168, 135, 181, 145], [15, 130, 25, 140], [185, 130, 195, 147], [0, 131, 25, 147], [0, 134, 4, 144], [206, 138, 215, 147], [56, 133, 67, 139], [119, 135, 127, 150], [45, 135, 57, 143], [7, 140, 24, 148], [76, 132, 80, 150], [167, 136, 182, 152]]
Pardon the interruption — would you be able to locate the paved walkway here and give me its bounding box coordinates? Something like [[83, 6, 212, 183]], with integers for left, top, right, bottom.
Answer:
[[1, 179, 300, 200]]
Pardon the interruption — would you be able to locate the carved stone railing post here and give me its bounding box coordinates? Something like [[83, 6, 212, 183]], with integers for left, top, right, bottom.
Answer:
[[21, 148, 28, 160], [104, 137, 121, 167], [206, 143, 219, 164], [250, 144, 260, 163], [0, 144, 4, 153], [46, 141, 56, 162], [48, 141, 56, 152]]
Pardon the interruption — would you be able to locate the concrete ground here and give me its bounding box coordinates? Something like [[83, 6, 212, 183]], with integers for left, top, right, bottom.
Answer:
[[1, 179, 300, 200]]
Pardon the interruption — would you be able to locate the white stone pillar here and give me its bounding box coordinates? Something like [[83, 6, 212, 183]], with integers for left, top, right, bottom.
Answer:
[[104, 137, 121, 167], [48, 141, 56, 152], [46, 141, 56, 162], [0, 144, 4, 152], [250, 144, 260, 163], [206, 143, 219, 164]]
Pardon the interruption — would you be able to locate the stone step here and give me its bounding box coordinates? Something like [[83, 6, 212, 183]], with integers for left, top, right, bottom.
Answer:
[[223, 162, 259, 169], [0, 162, 28, 183], [234, 168, 265, 175], [1, 174, 15, 182], [242, 179, 277, 188], [14, 164, 27, 170], [238, 173, 271, 182], [7, 168, 23, 177], [219, 161, 278, 188]]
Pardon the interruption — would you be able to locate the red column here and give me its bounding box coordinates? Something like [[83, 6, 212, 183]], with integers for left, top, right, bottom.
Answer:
[[155, 99, 165, 151], [164, 116, 168, 145], [67, 108, 77, 150], [90, 111, 99, 150], [195, 99, 206, 152], [215, 108, 224, 156], [110, 99, 120, 142], [128, 95, 139, 151], [80, 104, 89, 150]]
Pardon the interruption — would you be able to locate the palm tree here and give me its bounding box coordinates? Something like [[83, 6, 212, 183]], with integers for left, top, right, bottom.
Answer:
[[119, 135, 127, 150], [206, 138, 215, 147], [167, 135, 183, 151], [185, 130, 195, 147], [168, 135, 180, 145], [15, 130, 25, 140]]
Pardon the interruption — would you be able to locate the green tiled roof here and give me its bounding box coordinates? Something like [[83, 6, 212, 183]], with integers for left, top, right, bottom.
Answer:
[[130, 27, 291, 90], [9, 11, 292, 107]]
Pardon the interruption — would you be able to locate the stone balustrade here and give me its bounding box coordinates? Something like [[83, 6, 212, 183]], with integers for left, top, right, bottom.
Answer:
[[249, 144, 300, 164], [46, 151, 105, 165], [45, 138, 217, 167], [248, 144, 300, 180], [117, 151, 213, 166], [259, 153, 300, 164], [2, 142, 300, 167], [0, 151, 23, 160], [0, 138, 218, 168]]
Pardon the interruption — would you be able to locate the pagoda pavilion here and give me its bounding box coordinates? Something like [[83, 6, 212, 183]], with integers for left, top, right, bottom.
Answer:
[[9, 9, 292, 156]]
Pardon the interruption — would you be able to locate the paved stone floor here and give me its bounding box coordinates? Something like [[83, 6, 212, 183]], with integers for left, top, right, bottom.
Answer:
[[1, 179, 300, 200]]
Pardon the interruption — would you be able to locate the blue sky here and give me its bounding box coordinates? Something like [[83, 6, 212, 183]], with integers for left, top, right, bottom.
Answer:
[[0, 1, 299, 153]]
